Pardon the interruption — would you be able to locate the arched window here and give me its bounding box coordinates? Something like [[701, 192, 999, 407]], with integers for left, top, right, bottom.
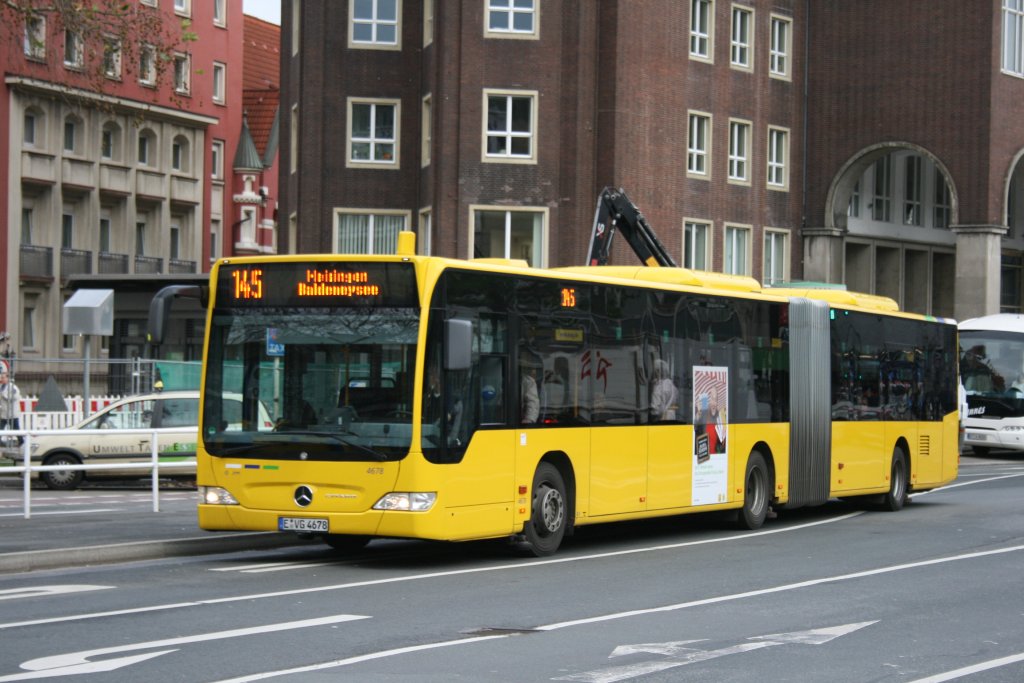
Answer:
[[101, 121, 122, 161], [171, 134, 191, 173], [137, 128, 157, 166], [63, 114, 84, 155], [23, 107, 45, 148]]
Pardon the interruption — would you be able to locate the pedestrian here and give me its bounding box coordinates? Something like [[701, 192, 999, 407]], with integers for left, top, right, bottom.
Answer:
[[0, 362, 23, 445], [650, 359, 678, 422]]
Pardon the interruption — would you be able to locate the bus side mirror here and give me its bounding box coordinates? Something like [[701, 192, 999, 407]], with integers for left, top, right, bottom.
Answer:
[[445, 319, 473, 371], [147, 285, 205, 345]]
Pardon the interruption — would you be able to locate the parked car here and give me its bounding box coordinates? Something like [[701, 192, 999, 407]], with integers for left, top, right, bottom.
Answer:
[[2, 390, 272, 490]]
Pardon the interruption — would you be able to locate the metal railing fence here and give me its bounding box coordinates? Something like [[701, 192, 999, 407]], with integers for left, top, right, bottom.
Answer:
[[0, 428, 196, 518]]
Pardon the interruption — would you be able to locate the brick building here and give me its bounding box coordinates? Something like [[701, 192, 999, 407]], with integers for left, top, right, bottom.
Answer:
[[281, 0, 1024, 321], [0, 2, 280, 390]]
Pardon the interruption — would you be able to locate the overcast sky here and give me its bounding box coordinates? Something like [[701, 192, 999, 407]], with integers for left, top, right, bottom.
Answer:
[[243, 0, 281, 25]]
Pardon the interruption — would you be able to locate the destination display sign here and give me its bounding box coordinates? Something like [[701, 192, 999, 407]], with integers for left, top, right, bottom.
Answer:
[[217, 262, 418, 308]]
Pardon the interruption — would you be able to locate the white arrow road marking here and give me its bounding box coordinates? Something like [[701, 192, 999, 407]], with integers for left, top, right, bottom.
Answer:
[[0, 614, 368, 681], [209, 561, 337, 573], [554, 622, 878, 682], [0, 586, 112, 602], [609, 640, 706, 657]]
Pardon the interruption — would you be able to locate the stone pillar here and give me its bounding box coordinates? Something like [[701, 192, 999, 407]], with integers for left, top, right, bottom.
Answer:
[[800, 227, 845, 284], [951, 224, 1005, 321]]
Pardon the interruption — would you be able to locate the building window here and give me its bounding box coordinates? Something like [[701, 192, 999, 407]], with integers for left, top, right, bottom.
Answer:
[[848, 180, 861, 218], [872, 156, 892, 222], [138, 130, 156, 166], [424, 0, 434, 45], [334, 211, 408, 254], [170, 223, 181, 260], [139, 44, 156, 86], [21, 208, 33, 243], [473, 208, 546, 266], [136, 221, 146, 256], [22, 300, 36, 349], [24, 15, 45, 60], [904, 155, 922, 226], [350, 0, 400, 48], [687, 113, 710, 176], [1004, 0, 1024, 76], [486, 0, 538, 38], [730, 5, 753, 70], [63, 118, 78, 154], [763, 229, 789, 285], [213, 0, 226, 26], [23, 112, 36, 146], [724, 224, 751, 275], [62, 213, 74, 249], [211, 139, 224, 179], [100, 217, 111, 253], [172, 136, 190, 172], [348, 99, 399, 166], [769, 15, 791, 79], [728, 119, 751, 183], [934, 169, 951, 229], [212, 62, 226, 104], [767, 126, 788, 190], [64, 30, 83, 68], [484, 90, 537, 162], [690, 0, 713, 61], [422, 94, 432, 167], [103, 37, 122, 79], [174, 0, 191, 16], [101, 123, 121, 161], [173, 53, 191, 94], [684, 220, 710, 270]]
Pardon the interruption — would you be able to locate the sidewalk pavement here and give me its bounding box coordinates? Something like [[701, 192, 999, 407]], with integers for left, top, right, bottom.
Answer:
[[0, 481, 315, 574]]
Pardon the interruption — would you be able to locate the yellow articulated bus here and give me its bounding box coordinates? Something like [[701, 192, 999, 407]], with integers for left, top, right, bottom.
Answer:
[[156, 232, 959, 556]]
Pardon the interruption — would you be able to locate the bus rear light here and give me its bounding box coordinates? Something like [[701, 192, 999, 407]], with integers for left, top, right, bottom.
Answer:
[[373, 492, 437, 512], [199, 486, 239, 506]]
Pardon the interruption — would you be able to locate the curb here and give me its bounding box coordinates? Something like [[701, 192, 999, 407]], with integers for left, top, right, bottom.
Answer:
[[0, 532, 316, 574]]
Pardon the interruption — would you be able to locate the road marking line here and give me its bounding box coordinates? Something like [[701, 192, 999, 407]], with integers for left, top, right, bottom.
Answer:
[[906, 651, 1024, 682], [0, 509, 117, 518]]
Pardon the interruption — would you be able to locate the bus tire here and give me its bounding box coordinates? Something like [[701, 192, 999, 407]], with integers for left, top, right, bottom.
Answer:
[[322, 534, 370, 553], [736, 451, 769, 530], [41, 453, 84, 491], [881, 447, 908, 512], [524, 462, 567, 556]]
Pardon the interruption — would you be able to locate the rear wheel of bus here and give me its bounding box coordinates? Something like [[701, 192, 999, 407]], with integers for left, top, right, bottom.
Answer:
[[523, 462, 567, 556], [736, 451, 770, 530]]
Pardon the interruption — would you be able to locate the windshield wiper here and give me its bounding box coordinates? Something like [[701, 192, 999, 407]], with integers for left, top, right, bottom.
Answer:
[[265, 430, 389, 461]]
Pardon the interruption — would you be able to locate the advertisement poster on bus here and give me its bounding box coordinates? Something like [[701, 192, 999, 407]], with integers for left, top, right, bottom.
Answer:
[[693, 366, 728, 505]]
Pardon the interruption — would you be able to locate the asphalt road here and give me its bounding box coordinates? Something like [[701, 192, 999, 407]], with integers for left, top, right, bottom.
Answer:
[[1, 454, 1023, 681]]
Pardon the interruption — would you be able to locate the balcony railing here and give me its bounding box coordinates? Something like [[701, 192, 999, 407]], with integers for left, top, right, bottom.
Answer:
[[169, 258, 197, 274], [61, 248, 93, 276], [134, 255, 163, 274], [20, 244, 53, 278], [98, 252, 130, 274]]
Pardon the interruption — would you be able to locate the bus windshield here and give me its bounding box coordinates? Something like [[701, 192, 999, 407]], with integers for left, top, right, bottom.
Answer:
[[960, 329, 1024, 417], [202, 262, 420, 461]]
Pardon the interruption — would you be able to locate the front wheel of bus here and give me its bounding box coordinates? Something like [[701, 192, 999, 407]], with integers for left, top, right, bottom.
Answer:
[[881, 448, 908, 512], [524, 462, 567, 557], [737, 451, 769, 530]]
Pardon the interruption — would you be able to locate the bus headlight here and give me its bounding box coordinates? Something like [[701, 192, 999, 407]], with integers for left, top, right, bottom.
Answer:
[[199, 486, 239, 505], [372, 492, 437, 511]]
